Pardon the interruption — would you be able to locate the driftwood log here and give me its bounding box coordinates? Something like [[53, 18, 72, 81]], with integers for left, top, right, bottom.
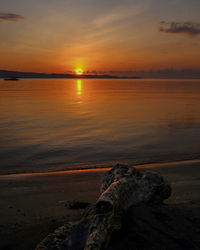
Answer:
[[35, 164, 171, 250]]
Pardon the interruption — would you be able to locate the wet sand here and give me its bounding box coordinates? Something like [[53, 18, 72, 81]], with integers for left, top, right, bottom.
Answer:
[[0, 161, 200, 250]]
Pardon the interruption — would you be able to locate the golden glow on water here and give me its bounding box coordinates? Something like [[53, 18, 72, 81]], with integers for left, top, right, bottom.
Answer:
[[76, 79, 82, 95], [1, 79, 200, 173]]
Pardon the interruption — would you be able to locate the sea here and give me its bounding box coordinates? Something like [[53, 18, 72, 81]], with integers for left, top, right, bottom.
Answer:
[[0, 78, 200, 174]]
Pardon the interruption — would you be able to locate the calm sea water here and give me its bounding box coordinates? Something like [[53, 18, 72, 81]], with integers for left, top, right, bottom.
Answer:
[[0, 78, 200, 174]]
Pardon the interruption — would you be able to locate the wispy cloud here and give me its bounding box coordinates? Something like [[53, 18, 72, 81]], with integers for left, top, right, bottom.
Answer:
[[0, 13, 24, 22], [93, 3, 146, 28], [159, 21, 200, 36]]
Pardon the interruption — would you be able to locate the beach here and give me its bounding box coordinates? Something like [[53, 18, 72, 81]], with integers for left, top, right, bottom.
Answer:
[[0, 160, 200, 250]]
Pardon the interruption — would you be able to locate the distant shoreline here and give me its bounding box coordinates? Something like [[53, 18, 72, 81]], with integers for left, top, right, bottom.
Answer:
[[1, 76, 143, 80], [1, 69, 200, 79], [0, 70, 141, 79], [2, 76, 200, 80]]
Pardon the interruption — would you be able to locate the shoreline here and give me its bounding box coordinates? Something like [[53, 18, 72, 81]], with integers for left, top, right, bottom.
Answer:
[[1, 158, 200, 177], [0, 160, 199, 250]]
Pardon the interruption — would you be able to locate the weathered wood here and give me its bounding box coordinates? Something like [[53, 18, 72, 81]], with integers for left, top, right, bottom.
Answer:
[[35, 164, 171, 250], [84, 164, 171, 250]]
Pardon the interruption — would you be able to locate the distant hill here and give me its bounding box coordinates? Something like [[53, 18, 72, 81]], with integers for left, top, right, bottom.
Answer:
[[0, 70, 141, 79]]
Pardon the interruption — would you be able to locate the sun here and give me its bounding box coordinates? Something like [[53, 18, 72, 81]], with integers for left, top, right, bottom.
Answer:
[[75, 68, 83, 75]]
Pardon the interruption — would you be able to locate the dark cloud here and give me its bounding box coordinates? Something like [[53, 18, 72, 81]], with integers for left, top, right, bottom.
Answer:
[[159, 21, 200, 36], [0, 13, 24, 22]]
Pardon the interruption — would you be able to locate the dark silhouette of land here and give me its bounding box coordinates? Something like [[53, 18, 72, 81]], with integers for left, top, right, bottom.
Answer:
[[0, 70, 141, 80], [1, 69, 200, 79]]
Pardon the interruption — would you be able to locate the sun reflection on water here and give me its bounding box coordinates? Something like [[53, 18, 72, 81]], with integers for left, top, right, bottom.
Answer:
[[76, 79, 82, 95]]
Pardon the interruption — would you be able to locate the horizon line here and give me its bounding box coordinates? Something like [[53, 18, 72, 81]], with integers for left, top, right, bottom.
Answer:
[[1, 68, 200, 75]]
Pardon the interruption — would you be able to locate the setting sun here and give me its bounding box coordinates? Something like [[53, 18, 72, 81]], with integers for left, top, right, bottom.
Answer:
[[75, 68, 83, 75]]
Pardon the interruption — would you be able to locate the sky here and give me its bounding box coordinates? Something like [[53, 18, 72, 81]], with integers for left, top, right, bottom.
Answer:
[[0, 0, 200, 73]]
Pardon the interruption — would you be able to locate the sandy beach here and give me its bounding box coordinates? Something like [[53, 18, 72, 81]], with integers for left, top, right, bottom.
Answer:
[[0, 160, 200, 250]]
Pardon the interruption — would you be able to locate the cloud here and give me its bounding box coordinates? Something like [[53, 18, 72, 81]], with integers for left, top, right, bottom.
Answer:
[[0, 13, 24, 22], [93, 3, 146, 28], [159, 21, 200, 36]]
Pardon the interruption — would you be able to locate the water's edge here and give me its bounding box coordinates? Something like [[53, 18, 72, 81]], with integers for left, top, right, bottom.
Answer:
[[1, 158, 200, 177]]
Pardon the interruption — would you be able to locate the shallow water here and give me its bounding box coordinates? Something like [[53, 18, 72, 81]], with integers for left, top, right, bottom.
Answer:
[[0, 78, 200, 174]]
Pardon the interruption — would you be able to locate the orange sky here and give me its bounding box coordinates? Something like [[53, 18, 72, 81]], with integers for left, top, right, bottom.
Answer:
[[0, 0, 200, 73]]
